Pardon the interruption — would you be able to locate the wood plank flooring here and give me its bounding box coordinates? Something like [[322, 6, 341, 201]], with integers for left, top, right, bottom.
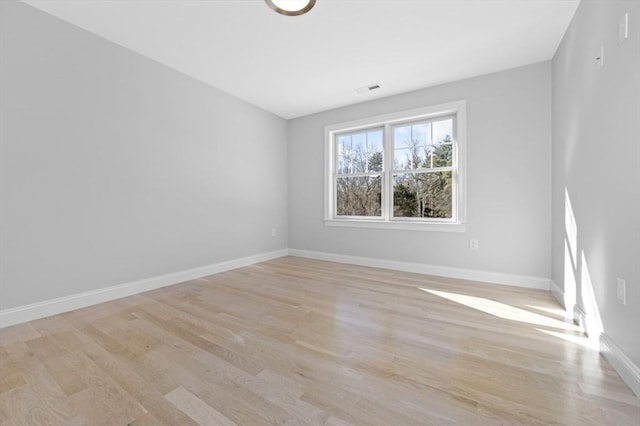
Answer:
[[1, 256, 639, 425]]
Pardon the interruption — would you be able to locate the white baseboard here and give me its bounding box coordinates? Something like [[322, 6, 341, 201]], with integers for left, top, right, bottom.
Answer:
[[549, 280, 584, 323], [0, 249, 288, 329], [600, 334, 640, 398], [549, 287, 588, 335], [573, 305, 588, 334], [288, 249, 551, 290], [0, 248, 549, 328], [3, 248, 639, 399], [549, 281, 639, 399]]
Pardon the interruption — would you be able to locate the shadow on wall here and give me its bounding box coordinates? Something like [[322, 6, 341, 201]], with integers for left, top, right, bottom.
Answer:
[[563, 188, 604, 344]]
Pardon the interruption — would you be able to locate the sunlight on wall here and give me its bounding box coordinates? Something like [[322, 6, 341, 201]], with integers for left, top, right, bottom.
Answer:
[[564, 240, 577, 311], [420, 288, 580, 332], [580, 251, 604, 342], [564, 188, 605, 345], [563, 188, 578, 311]]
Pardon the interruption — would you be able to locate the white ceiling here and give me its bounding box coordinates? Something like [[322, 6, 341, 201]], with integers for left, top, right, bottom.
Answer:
[[22, 0, 580, 119]]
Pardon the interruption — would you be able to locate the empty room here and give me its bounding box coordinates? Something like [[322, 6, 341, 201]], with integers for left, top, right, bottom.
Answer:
[[1, 0, 639, 424]]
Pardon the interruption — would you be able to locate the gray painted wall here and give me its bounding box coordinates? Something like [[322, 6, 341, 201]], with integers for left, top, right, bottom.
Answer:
[[0, 1, 288, 310], [288, 63, 552, 279], [552, 0, 640, 366]]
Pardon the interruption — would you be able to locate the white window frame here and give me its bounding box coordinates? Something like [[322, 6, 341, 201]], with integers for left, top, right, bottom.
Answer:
[[324, 100, 467, 232]]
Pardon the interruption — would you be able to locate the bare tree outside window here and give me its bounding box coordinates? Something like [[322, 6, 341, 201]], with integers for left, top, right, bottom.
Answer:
[[326, 102, 465, 229], [392, 119, 454, 218], [335, 129, 383, 216]]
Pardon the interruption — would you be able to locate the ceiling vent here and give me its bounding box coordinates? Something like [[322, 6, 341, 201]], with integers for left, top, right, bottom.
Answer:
[[354, 84, 381, 94]]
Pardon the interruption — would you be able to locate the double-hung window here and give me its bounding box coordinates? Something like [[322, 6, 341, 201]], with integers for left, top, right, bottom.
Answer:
[[325, 101, 466, 231]]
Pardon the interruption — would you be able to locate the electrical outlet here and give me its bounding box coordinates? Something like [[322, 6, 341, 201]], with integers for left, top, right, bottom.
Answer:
[[469, 239, 479, 250], [271, 227, 277, 237], [617, 278, 626, 305], [619, 13, 629, 44]]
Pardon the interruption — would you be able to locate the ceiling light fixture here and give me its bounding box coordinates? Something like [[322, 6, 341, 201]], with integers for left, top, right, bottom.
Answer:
[[265, 0, 316, 16]]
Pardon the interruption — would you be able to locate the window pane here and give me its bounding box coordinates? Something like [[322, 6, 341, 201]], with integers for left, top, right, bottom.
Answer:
[[336, 130, 383, 173], [336, 135, 352, 174], [365, 129, 383, 172], [393, 171, 452, 218], [394, 147, 429, 170], [413, 123, 430, 145], [336, 176, 382, 216], [393, 123, 431, 149], [337, 135, 351, 152], [352, 132, 366, 147], [367, 129, 383, 148], [433, 119, 453, 145], [393, 125, 412, 149], [394, 148, 411, 170], [393, 122, 433, 170], [430, 143, 453, 168]]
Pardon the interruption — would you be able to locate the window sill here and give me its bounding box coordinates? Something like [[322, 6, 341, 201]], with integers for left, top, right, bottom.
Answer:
[[324, 219, 467, 233]]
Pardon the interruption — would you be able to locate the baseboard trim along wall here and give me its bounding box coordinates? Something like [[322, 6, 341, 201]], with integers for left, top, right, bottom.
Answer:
[[550, 280, 583, 322], [549, 280, 640, 399], [3, 248, 639, 399], [601, 334, 640, 398], [1, 248, 551, 329], [288, 249, 551, 290], [0, 249, 289, 329]]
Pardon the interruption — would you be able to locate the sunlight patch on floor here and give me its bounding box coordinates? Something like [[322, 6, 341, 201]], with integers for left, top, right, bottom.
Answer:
[[536, 328, 599, 350], [420, 288, 581, 332], [525, 305, 567, 318]]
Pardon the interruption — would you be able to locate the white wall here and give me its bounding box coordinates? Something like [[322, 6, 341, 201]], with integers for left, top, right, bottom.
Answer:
[[0, 1, 288, 311], [288, 62, 552, 280], [552, 0, 640, 368]]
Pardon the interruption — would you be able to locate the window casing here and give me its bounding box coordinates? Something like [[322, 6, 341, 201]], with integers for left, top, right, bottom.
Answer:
[[324, 101, 466, 232]]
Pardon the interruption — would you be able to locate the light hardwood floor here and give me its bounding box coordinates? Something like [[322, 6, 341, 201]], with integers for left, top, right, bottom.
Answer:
[[1, 257, 639, 425]]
